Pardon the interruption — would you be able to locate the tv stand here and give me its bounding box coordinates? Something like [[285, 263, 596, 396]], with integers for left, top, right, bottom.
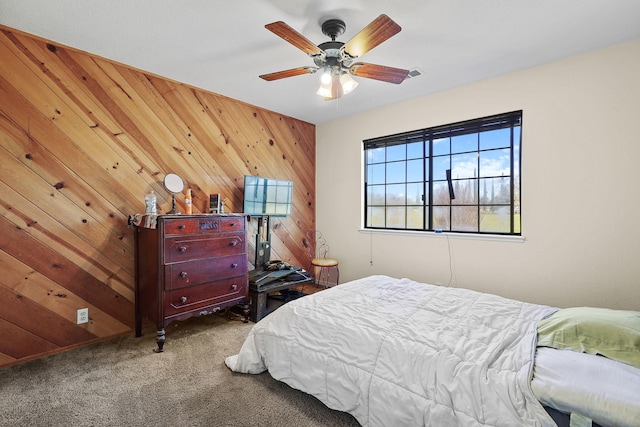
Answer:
[[254, 215, 272, 269], [248, 270, 313, 322], [247, 215, 313, 321]]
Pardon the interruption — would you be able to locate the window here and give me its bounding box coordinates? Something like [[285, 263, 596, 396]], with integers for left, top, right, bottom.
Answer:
[[364, 111, 521, 235]]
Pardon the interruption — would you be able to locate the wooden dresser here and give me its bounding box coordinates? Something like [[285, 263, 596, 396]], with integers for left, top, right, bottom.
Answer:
[[134, 214, 248, 352]]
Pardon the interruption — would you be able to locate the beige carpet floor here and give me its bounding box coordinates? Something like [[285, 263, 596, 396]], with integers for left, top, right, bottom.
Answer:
[[0, 312, 360, 427]]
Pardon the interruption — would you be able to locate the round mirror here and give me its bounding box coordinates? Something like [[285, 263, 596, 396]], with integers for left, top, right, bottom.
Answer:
[[163, 173, 185, 215], [163, 173, 184, 194]]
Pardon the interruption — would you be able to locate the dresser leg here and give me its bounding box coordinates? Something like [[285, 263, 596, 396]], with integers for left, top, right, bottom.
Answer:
[[154, 328, 165, 353]]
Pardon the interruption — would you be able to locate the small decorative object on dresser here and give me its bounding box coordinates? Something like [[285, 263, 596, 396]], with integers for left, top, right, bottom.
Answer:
[[209, 193, 221, 213], [134, 213, 249, 352]]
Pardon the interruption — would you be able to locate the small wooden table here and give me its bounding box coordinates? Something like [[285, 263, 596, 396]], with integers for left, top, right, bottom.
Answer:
[[249, 275, 314, 322]]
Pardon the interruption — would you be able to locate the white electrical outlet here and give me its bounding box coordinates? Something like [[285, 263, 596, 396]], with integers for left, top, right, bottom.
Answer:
[[77, 308, 89, 324]]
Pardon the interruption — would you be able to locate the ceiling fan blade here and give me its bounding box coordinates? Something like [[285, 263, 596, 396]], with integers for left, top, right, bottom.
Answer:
[[260, 67, 317, 81], [265, 21, 323, 56], [349, 63, 410, 84], [343, 14, 401, 58]]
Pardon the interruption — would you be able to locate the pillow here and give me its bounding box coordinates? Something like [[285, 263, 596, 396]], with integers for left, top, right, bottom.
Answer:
[[537, 306, 640, 369]]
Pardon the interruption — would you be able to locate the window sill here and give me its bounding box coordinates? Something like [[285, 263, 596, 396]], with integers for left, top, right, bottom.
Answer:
[[358, 228, 525, 243]]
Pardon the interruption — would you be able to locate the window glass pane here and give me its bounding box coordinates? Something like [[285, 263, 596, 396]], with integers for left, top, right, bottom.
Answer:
[[406, 183, 423, 205], [452, 133, 477, 153], [452, 206, 478, 232], [386, 206, 406, 228], [479, 177, 511, 204], [407, 206, 424, 229], [433, 206, 450, 230], [407, 159, 423, 182], [386, 144, 406, 162], [432, 137, 450, 156], [432, 156, 450, 181], [425, 159, 430, 182], [480, 206, 511, 233], [367, 147, 385, 164], [386, 161, 406, 184], [452, 179, 478, 205], [479, 148, 511, 178], [386, 184, 406, 206], [368, 206, 385, 227], [368, 163, 385, 185], [451, 152, 478, 179], [480, 128, 510, 150], [407, 141, 423, 159], [368, 184, 386, 205], [432, 181, 451, 205]]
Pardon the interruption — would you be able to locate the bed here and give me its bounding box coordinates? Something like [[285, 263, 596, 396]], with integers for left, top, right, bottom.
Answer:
[[225, 275, 640, 426]]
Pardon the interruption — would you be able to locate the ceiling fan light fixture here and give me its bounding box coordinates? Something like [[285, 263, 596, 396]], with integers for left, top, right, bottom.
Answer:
[[330, 74, 344, 99], [316, 68, 357, 100], [316, 67, 339, 99], [320, 69, 332, 85], [316, 80, 334, 98], [340, 72, 358, 95]]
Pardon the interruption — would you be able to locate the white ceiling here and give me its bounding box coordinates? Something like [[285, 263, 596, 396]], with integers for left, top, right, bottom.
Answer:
[[2, 0, 640, 125]]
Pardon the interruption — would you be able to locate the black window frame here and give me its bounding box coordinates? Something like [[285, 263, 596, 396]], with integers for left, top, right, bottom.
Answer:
[[363, 111, 522, 235]]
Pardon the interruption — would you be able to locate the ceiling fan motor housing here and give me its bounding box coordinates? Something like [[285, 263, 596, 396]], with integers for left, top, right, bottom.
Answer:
[[317, 19, 349, 69], [317, 20, 351, 69], [315, 40, 349, 67]]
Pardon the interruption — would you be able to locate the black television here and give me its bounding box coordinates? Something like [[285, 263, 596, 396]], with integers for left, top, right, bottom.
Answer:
[[243, 175, 293, 217]]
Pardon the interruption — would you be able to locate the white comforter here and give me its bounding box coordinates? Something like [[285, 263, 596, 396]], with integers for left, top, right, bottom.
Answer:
[[226, 275, 558, 426]]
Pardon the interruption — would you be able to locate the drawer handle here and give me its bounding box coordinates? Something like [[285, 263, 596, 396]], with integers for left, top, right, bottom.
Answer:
[[179, 271, 188, 279], [178, 245, 187, 253], [229, 222, 235, 227], [180, 296, 187, 304], [230, 241, 238, 247], [231, 263, 238, 268], [178, 225, 186, 230], [231, 284, 237, 291]]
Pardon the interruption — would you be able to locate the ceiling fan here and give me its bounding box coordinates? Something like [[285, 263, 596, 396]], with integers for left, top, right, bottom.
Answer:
[[259, 14, 410, 100]]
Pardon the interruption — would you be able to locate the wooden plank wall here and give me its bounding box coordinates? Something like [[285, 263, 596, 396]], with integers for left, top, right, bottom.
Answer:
[[0, 27, 316, 368]]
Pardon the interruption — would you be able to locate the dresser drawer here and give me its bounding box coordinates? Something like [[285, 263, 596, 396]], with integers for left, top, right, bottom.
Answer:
[[165, 254, 247, 290], [163, 218, 201, 235], [164, 234, 245, 263], [219, 217, 245, 232], [164, 277, 247, 317], [163, 216, 245, 236]]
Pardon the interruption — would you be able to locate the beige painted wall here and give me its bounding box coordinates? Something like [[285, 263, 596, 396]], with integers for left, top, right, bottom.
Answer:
[[316, 39, 640, 310]]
